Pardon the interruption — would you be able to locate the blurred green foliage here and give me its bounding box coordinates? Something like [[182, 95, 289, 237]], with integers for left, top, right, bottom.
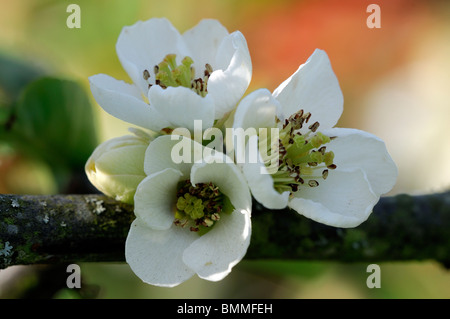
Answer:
[[9, 78, 97, 169], [0, 56, 98, 191]]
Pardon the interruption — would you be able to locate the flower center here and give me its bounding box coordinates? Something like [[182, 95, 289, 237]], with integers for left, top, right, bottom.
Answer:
[[266, 110, 337, 194], [174, 179, 234, 235], [143, 54, 213, 97]]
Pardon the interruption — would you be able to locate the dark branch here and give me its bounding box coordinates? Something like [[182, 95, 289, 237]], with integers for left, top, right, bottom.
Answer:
[[1, 192, 450, 269]]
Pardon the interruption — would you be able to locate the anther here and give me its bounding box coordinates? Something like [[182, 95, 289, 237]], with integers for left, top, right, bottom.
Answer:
[[303, 112, 312, 123], [327, 164, 337, 170], [205, 63, 213, 77], [309, 121, 320, 132], [318, 146, 326, 155], [143, 69, 150, 80], [322, 169, 329, 180], [308, 180, 319, 187]]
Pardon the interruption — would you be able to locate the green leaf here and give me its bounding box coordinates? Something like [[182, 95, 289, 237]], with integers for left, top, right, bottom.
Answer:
[[7, 77, 98, 173], [0, 52, 45, 104]]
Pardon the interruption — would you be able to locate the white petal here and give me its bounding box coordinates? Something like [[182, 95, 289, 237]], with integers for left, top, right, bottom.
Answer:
[[322, 128, 398, 196], [190, 157, 252, 213], [89, 74, 171, 131], [95, 144, 147, 176], [273, 49, 343, 131], [134, 168, 182, 230], [182, 19, 229, 78], [289, 169, 378, 228], [116, 18, 190, 94], [208, 31, 252, 119], [86, 134, 148, 174], [182, 206, 251, 281], [148, 85, 215, 131], [125, 218, 197, 287], [144, 135, 203, 177], [91, 173, 144, 204], [232, 88, 279, 131], [241, 136, 290, 209]]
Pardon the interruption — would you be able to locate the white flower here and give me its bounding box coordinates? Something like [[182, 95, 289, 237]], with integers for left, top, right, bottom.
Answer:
[[85, 134, 149, 204], [89, 18, 252, 132], [233, 49, 398, 228], [125, 135, 251, 287]]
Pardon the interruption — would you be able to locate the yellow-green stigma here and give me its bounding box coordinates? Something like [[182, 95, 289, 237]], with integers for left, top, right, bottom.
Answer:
[[270, 110, 337, 194], [143, 54, 213, 97], [174, 179, 234, 235]]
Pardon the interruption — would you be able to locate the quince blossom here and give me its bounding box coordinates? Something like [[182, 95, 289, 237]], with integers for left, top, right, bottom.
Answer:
[[126, 135, 251, 287], [85, 133, 150, 204], [233, 49, 398, 228], [89, 18, 252, 132]]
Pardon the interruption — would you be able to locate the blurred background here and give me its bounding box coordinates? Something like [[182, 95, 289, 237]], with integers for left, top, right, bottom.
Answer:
[[1, 0, 449, 298]]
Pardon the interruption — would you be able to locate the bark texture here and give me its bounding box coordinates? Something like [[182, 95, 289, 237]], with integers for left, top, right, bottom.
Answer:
[[1, 192, 449, 269]]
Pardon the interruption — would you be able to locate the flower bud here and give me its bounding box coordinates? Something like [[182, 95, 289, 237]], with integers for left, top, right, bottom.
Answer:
[[85, 135, 148, 204]]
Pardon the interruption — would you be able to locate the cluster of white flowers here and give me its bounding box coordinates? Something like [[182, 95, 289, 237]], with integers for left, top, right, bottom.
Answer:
[[85, 18, 397, 287]]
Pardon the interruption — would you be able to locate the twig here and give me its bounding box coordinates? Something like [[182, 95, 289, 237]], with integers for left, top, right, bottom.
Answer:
[[1, 192, 449, 269]]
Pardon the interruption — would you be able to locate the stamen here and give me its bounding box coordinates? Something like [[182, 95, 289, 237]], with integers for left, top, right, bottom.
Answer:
[[151, 54, 213, 97], [308, 180, 319, 187], [304, 112, 312, 123], [309, 121, 320, 132], [143, 69, 150, 80], [270, 109, 337, 195], [173, 179, 234, 235], [205, 63, 213, 77]]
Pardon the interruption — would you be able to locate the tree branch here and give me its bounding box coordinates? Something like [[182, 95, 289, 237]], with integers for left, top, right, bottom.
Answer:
[[1, 192, 450, 270]]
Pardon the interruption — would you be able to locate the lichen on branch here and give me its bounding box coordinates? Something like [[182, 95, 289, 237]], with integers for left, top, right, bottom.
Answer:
[[1, 191, 450, 269]]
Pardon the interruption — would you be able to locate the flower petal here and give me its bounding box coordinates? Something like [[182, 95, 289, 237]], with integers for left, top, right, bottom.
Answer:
[[125, 218, 197, 287], [182, 205, 251, 281], [273, 49, 343, 131], [143, 135, 202, 177], [148, 85, 215, 131], [289, 169, 378, 228], [134, 168, 182, 230], [241, 136, 290, 209], [233, 88, 279, 131], [95, 144, 147, 176], [91, 174, 145, 204], [182, 19, 229, 78], [208, 31, 252, 119], [116, 18, 190, 94], [190, 155, 252, 213], [321, 128, 398, 196], [89, 74, 171, 131], [86, 134, 148, 176]]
